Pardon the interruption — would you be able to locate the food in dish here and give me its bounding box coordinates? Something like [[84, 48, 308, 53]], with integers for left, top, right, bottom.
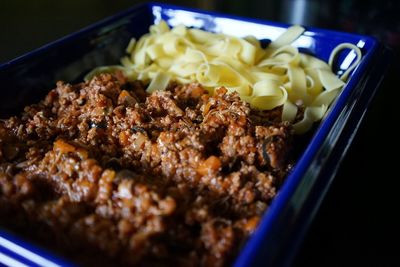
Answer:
[[0, 21, 362, 266], [87, 21, 362, 133], [0, 74, 292, 266]]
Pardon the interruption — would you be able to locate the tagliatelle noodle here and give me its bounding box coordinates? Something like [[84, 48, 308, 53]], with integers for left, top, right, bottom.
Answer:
[[85, 20, 362, 134], [329, 42, 363, 81]]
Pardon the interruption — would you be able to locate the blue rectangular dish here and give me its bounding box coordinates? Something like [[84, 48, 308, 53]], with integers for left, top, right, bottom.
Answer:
[[0, 3, 390, 267]]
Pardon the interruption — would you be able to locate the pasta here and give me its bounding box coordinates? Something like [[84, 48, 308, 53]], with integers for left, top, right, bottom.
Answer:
[[85, 21, 362, 133]]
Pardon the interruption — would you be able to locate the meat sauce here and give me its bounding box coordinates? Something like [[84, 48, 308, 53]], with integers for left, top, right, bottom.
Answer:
[[0, 73, 293, 266]]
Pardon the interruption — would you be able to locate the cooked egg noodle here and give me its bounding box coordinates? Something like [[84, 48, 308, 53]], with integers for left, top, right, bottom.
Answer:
[[85, 21, 362, 134]]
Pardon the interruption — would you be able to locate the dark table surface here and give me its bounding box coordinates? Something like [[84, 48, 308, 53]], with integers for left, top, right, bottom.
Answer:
[[1, 1, 399, 266]]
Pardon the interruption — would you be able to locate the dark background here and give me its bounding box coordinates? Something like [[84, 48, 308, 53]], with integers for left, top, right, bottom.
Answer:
[[1, 0, 399, 266]]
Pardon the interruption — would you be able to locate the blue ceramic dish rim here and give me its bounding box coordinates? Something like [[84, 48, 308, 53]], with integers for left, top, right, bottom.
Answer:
[[0, 2, 380, 267], [0, 2, 378, 71], [0, 229, 73, 267]]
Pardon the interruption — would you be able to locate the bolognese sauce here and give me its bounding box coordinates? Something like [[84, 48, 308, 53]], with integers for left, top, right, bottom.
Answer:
[[0, 73, 292, 266]]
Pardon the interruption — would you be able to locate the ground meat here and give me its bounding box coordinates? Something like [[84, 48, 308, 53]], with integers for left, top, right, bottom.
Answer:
[[0, 73, 293, 267]]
